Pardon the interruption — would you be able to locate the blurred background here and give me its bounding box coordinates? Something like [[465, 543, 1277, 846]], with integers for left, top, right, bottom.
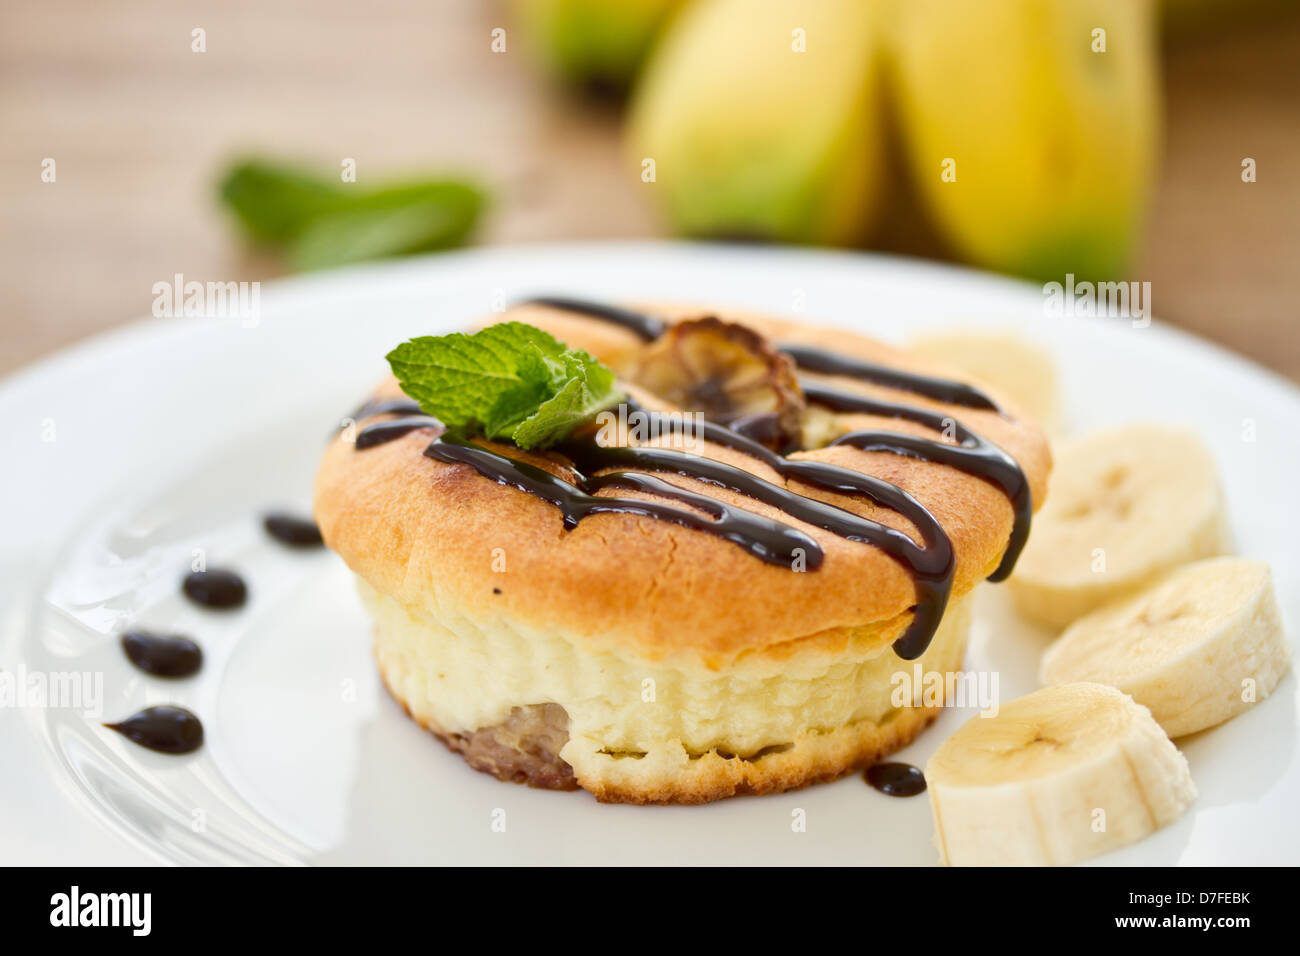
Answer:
[[1, 0, 1297, 377]]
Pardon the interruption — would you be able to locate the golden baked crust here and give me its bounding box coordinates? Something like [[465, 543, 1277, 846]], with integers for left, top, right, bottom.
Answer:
[[314, 301, 1050, 667]]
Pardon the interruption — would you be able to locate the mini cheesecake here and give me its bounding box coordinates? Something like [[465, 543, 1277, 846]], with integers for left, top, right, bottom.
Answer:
[[314, 300, 1051, 803]]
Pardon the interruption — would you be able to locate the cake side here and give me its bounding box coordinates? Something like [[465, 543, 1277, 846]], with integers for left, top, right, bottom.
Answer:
[[367, 579, 973, 803]]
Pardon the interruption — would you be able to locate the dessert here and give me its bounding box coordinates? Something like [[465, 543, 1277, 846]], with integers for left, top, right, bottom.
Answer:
[[925, 682, 1197, 867], [1041, 557, 1290, 738], [314, 297, 1051, 803]]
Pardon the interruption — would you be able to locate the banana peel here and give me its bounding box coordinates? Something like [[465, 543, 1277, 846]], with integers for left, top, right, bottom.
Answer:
[[889, 0, 1161, 282], [628, 0, 886, 245]]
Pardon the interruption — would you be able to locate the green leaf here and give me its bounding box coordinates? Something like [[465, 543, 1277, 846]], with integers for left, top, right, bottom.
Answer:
[[385, 322, 624, 450], [291, 189, 483, 270], [216, 159, 486, 268], [512, 351, 621, 449], [218, 160, 348, 242]]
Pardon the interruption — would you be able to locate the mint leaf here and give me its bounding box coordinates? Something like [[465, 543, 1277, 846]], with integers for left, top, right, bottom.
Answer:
[[218, 160, 346, 242], [512, 349, 620, 449], [386, 322, 624, 450], [217, 159, 485, 269], [290, 180, 484, 270]]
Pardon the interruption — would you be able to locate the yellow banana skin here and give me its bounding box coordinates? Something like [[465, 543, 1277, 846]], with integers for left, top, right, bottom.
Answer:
[[889, 0, 1161, 282], [629, 0, 885, 244]]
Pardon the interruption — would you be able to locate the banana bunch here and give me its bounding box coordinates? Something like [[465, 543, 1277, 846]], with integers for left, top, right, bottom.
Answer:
[[629, 0, 885, 245], [618, 0, 1159, 281]]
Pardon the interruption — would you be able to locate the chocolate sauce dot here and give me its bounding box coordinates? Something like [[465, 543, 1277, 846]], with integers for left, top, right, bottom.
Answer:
[[182, 569, 247, 609], [263, 512, 324, 548], [865, 762, 927, 797], [120, 630, 203, 678], [105, 705, 204, 754]]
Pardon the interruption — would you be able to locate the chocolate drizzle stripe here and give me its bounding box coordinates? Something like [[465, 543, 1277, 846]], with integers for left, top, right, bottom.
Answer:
[[354, 415, 441, 449], [352, 397, 425, 420], [525, 296, 668, 341], [565, 443, 926, 559], [802, 381, 1030, 581], [597, 407, 954, 658], [426, 435, 820, 568], [781, 345, 1000, 412]]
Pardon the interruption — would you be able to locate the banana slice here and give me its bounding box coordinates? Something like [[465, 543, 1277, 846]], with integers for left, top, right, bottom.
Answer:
[[1041, 558, 1291, 738], [626, 316, 806, 450], [926, 683, 1196, 866], [908, 329, 1062, 432], [1009, 425, 1231, 629]]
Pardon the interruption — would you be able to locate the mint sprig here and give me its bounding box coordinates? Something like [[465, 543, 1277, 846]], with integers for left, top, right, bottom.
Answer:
[[386, 322, 624, 450], [217, 159, 485, 271]]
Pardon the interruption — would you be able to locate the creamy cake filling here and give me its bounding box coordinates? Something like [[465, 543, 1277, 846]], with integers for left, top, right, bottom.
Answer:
[[363, 578, 972, 789]]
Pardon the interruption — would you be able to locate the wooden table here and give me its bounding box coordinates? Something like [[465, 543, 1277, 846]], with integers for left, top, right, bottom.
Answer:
[[2, 0, 1297, 379]]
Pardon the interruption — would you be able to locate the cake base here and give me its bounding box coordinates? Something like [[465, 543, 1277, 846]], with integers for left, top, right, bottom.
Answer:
[[368, 582, 973, 805]]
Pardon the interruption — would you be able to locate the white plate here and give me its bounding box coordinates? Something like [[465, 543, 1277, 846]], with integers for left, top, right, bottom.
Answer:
[[1, 241, 1297, 866]]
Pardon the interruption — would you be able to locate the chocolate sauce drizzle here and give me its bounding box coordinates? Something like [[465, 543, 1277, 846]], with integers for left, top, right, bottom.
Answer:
[[802, 382, 1029, 582], [525, 295, 667, 341], [560, 411, 955, 654], [351, 407, 818, 567], [105, 705, 204, 754], [781, 345, 1000, 412], [865, 761, 927, 797], [430, 435, 820, 568], [349, 298, 1032, 660], [182, 569, 247, 609], [120, 630, 203, 678], [263, 512, 324, 548]]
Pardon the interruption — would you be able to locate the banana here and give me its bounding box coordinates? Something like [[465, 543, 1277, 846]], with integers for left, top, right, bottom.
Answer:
[[907, 329, 1062, 432], [1009, 425, 1231, 629], [1041, 558, 1291, 738], [626, 316, 806, 450], [628, 0, 885, 244], [926, 682, 1196, 866], [888, 0, 1161, 282]]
